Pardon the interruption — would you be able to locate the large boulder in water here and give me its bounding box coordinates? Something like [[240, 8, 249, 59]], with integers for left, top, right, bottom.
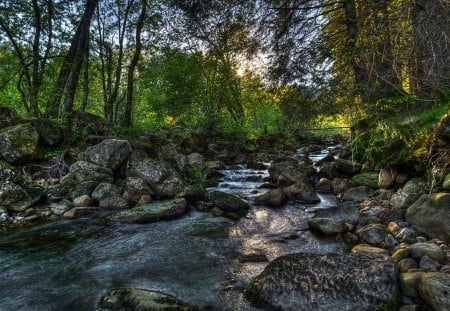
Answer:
[[209, 191, 250, 217], [0, 181, 33, 212], [100, 288, 195, 311], [63, 161, 114, 184], [245, 253, 398, 311], [335, 159, 362, 175], [0, 123, 40, 163], [127, 154, 183, 198], [83, 139, 132, 170], [406, 193, 450, 242], [108, 198, 188, 223], [284, 182, 320, 203]]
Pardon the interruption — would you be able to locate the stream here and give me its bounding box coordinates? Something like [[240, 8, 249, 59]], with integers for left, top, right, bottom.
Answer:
[[0, 147, 350, 311]]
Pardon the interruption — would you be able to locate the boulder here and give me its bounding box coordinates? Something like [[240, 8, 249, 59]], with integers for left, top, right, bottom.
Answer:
[[342, 186, 375, 202], [209, 191, 250, 217], [379, 167, 397, 189], [63, 206, 99, 219], [0, 181, 32, 212], [398, 258, 418, 272], [98, 196, 130, 209], [335, 159, 362, 175], [268, 161, 297, 181], [187, 153, 204, 169], [409, 242, 445, 263], [317, 163, 336, 179], [331, 178, 353, 194], [277, 162, 315, 186], [357, 224, 386, 245], [315, 178, 332, 192], [83, 139, 132, 170], [0, 160, 24, 184], [308, 218, 345, 235], [188, 215, 235, 237], [32, 118, 62, 146], [284, 182, 320, 203], [50, 201, 72, 216], [406, 193, 450, 242], [122, 177, 153, 203], [313, 201, 360, 224], [108, 198, 188, 223], [418, 273, 450, 311], [64, 161, 114, 184], [390, 179, 425, 209], [400, 272, 425, 298], [73, 195, 93, 207], [99, 288, 195, 311], [351, 172, 379, 188], [254, 188, 286, 207], [0, 123, 40, 163], [127, 155, 183, 198], [92, 182, 121, 201], [245, 253, 397, 311]]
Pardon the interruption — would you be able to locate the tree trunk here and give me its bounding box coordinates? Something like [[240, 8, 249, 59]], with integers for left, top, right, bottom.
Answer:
[[123, 0, 147, 128]]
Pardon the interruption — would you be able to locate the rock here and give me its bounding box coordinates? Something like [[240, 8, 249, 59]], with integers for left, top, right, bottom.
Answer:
[[314, 201, 360, 223], [64, 161, 114, 184], [254, 188, 286, 207], [409, 243, 445, 263], [277, 162, 315, 186], [357, 224, 386, 245], [73, 195, 92, 207], [245, 253, 398, 311], [0, 160, 23, 184], [63, 206, 99, 219], [83, 139, 132, 170], [331, 178, 353, 194], [335, 159, 362, 175], [283, 182, 320, 203], [379, 167, 397, 189], [317, 163, 336, 179], [392, 248, 410, 262], [69, 181, 98, 199], [395, 228, 415, 241], [32, 118, 62, 147], [443, 173, 450, 190], [342, 186, 375, 202], [157, 143, 179, 161], [108, 198, 188, 223], [187, 153, 204, 169], [315, 178, 332, 192], [387, 222, 401, 234], [351, 244, 389, 255], [398, 258, 418, 272], [308, 217, 345, 235], [127, 155, 183, 198], [99, 288, 195, 311], [0, 181, 32, 212], [418, 273, 450, 311], [268, 161, 297, 181], [420, 255, 442, 271], [351, 172, 379, 188], [179, 184, 209, 204], [0, 123, 40, 163], [204, 160, 226, 170], [122, 177, 153, 203], [188, 215, 235, 237], [400, 272, 425, 297], [209, 191, 250, 217], [406, 193, 450, 242], [99, 197, 130, 209], [92, 183, 121, 201], [390, 179, 425, 209], [50, 201, 72, 216]]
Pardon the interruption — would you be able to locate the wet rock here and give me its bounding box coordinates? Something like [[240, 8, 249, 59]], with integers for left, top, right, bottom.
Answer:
[[315, 178, 332, 192], [357, 224, 386, 245], [179, 184, 209, 205], [342, 186, 375, 203], [406, 193, 450, 242], [317, 163, 336, 179], [63, 206, 99, 219], [0, 123, 40, 163], [0, 160, 24, 184], [410, 243, 445, 263], [187, 153, 204, 169], [209, 191, 250, 217], [83, 139, 132, 170], [379, 167, 397, 189], [64, 161, 114, 184], [351, 172, 379, 188], [400, 272, 424, 297], [0, 181, 33, 212], [108, 198, 188, 223], [254, 188, 286, 207], [390, 179, 425, 209], [418, 273, 450, 311], [204, 160, 226, 170], [69, 181, 98, 200], [331, 178, 353, 194], [308, 217, 345, 235], [284, 182, 320, 203], [50, 201, 72, 216], [99, 288, 195, 311], [73, 195, 92, 207], [351, 244, 389, 255], [92, 182, 121, 202], [127, 155, 183, 198], [268, 161, 297, 181], [188, 215, 234, 237], [392, 248, 410, 262], [122, 177, 153, 203], [398, 258, 418, 272], [335, 159, 362, 175], [314, 201, 360, 223], [245, 253, 397, 311], [98, 197, 130, 209], [420, 255, 442, 272], [277, 162, 315, 186]]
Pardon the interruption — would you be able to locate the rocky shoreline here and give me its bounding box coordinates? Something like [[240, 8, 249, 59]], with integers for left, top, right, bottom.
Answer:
[[1, 112, 449, 310]]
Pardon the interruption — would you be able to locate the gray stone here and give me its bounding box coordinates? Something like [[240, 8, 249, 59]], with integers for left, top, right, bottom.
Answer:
[[308, 217, 345, 235], [122, 177, 153, 203], [398, 258, 418, 272], [390, 179, 425, 209], [63, 206, 99, 219], [254, 188, 286, 207], [188, 215, 235, 237], [209, 191, 250, 217], [284, 182, 320, 203], [99, 197, 130, 209], [409, 242, 445, 263], [335, 159, 362, 175], [420, 255, 442, 272], [419, 273, 450, 311], [108, 198, 187, 223], [315, 178, 332, 192], [379, 167, 397, 189], [245, 253, 397, 311], [0, 181, 32, 212], [64, 161, 114, 184], [318, 163, 336, 179], [50, 201, 72, 216], [187, 153, 204, 169], [0, 123, 40, 163], [357, 224, 386, 245], [342, 186, 375, 203], [314, 201, 360, 223], [83, 139, 132, 169], [0, 160, 23, 184], [92, 182, 121, 201], [268, 161, 297, 181], [331, 178, 353, 194], [73, 195, 92, 207], [100, 288, 195, 311], [400, 272, 425, 297]]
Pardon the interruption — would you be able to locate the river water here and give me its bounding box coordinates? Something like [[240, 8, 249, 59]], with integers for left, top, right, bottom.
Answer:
[[0, 148, 349, 311]]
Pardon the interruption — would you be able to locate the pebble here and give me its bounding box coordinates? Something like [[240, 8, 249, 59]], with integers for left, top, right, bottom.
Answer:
[[415, 236, 427, 243], [387, 222, 400, 234], [385, 234, 398, 247], [396, 228, 415, 240]]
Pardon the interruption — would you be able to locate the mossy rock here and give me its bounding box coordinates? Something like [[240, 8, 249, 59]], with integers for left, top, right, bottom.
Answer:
[[0, 160, 24, 184], [351, 172, 379, 188], [32, 118, 62, 147], [0, 123, 41, 163]]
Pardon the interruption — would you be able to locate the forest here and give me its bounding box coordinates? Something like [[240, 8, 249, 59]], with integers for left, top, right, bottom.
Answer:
[[0, 1, 449, 310]]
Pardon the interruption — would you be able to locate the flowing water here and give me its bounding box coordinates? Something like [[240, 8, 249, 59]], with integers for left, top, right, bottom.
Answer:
[[0, 148, 349, 311]]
